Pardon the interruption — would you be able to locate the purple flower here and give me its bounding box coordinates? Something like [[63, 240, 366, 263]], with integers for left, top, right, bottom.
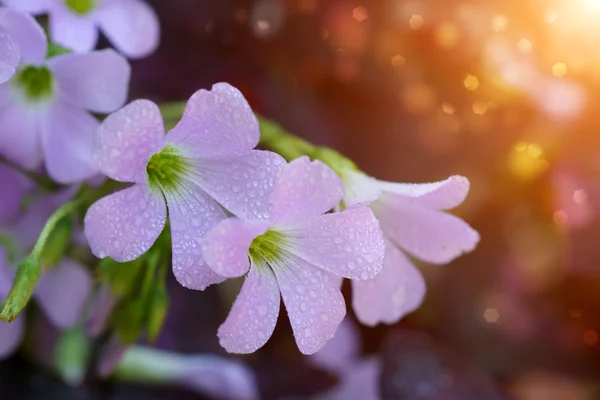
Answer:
[[340, 170, 480, 326], [311, 319, 380, 400], [84, 83, 286, 290], [0, 10, 130, 183], [201, 157, 385, 355], [3, 0, 159, 58], [114, 346, 259, 400], [0, 163, 32, 226], [0, 8, 40, 83]]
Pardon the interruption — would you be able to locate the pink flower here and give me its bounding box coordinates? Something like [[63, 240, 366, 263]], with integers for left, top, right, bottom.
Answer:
[[341, 170, 480, 326], [201, 157, 385, 355], [0, 8, 130, 183], [3, 0, 160, 58], [84, 83, 286, 291]]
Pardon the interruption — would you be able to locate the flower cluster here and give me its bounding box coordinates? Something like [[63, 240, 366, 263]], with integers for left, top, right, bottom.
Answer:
[[0, 2, 480, 388]]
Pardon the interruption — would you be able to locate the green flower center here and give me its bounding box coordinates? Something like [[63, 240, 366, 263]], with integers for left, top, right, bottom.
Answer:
[[64, 0, 97, 15], [146, 146, 192, 193], [249, 230, 287, 265], [13, 66, 54, 102]]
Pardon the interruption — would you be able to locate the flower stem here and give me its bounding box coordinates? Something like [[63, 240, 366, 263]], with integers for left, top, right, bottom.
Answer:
[[0, 198, 80, 322]]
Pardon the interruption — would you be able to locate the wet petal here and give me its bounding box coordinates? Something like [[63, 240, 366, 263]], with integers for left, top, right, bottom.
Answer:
[[94, 100, 165, 183], [166, 83, 260, 158], [196, 150, 285, 220], [274, 255, 346, 355], [202, 219, 269, 278], [271, 157, 343, 224], [374, 192, 479, 264], [0, 28, 19, 84], [84, 184, 167, 262], [281, 205, 384, 280], [49, 8, 98, 53], [167, 183, 227, 290], [218, 261, 280, 354], [48, 49, 130, 113], [0, 101, 42, 170], [0, 7, 47, 64], [352, 240, 426, 326], [377, 175, 471, 210], [41, 103, 99, 183], [35, 258, 92, 329], [0, 318, 23, 360], [96, 0, 159, 58]]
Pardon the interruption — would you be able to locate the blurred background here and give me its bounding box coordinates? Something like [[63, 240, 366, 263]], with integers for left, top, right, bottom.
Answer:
[[4, 0, 600, 398]]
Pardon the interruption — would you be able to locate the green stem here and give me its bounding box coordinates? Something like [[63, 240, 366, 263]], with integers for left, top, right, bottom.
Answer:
[[0, 199, 80, 322]]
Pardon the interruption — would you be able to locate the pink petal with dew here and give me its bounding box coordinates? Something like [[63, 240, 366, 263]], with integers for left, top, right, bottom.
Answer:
[[195, 150, 285, 220], [270, 157, 343, 224], [166, 182, 227, 290], [202, 218, 269, 278], [352, 239, 426, 326], [84, 184, 167, 262], [94, 99, 165, 183], [218, 261, 280, 354], [0, 7, 46, 63], [166, 83, 261, 158], [273, 254, 346, 355], [0, 27, 19, 84], [373, 192, 479, 264], [280, 205, 384, 280]]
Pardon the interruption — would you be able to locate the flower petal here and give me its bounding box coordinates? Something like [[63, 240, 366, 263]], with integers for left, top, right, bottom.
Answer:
[[377, 175, 471, 210], [0, 8, 47, 64], [1, 0, 50, 14], [84, 184, 167, 262], [352, 240, 425, 326], [196, 150, 285, 220], [202, 219, 269, 278], [48, 49, 130, 113], [373, 193, 479, 264], [274, 255, 346, 355], [281, 205, 384, 280], [311, 318, 361, 372], [166, 183, 227, 290], [0, 318, 23, 360], [166, 83, 260, 158], [49, 8, 98, 53], [0, 28, 19, 84], [35, 258, 92, 329], [96, 0, 159, 59], [94, 99, 165, 183], [0, 102, 42, 170], [326, 358, 380, 400], [0, 164, 32, 226], [41, 103, 99, 183], [180, 354, 259, 400], [270, 157, 343, 224], [218, 261, 280, 354]]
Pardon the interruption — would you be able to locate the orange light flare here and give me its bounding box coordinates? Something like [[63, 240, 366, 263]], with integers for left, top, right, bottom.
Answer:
[[540, 0, 600, 76]]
